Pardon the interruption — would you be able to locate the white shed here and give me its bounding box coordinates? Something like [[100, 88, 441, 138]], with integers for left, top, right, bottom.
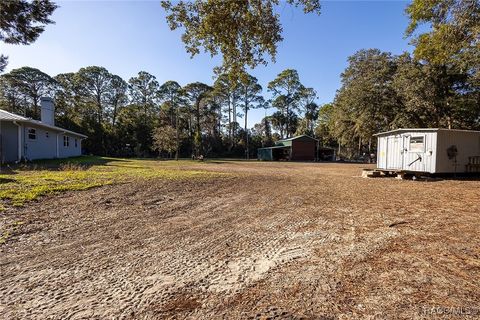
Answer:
[[374, 128, 480, 174]]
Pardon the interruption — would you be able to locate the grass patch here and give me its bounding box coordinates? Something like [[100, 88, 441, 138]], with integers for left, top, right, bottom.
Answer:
[[0, 156, 224, 209]]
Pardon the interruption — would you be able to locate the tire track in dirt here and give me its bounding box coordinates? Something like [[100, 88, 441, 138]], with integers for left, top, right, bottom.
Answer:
[[1, 162, 479, 319], [0, 174, 326, 319]]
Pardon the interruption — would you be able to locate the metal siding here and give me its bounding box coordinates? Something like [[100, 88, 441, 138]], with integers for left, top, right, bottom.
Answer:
[[291, 140, 315, 161], [0, 121, 19, 163], [401, 132, 436, 173], [257, 148, 273, 161], [377, 129, 480, 173], [386, 135, 403, 169], [435, 130, 480, 173], [378, 130, 437, 173], [376, 136, 387, 169]]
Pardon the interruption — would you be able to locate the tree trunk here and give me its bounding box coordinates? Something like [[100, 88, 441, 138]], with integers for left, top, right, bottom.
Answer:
[[286, 105, 290, 138], [245, 106, 249, 160], [228, 96, 232, 150], [195, 99, 202, 156], [175, 106, 179, 161]]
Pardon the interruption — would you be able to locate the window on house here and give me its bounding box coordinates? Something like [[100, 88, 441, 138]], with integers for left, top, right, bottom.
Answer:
[[27, 128, 36, 140], [46, 131, 49, 138], [409, 136, 424, 152], [63, 135, 70, 147], [75, 139, 78, 148]]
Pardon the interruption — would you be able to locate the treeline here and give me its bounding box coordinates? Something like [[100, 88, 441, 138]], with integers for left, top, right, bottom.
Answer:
[[0, 66, 320, 158], [320, 0, 480, 158], [319, 49, 480, 158], [0, 48, 478, 160]]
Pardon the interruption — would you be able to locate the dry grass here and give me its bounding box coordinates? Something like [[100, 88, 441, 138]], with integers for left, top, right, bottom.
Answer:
[[0, 160, 479, 319]]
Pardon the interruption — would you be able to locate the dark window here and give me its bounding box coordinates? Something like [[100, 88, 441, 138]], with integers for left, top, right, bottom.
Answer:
[[46, 131, 49, 138], [63, 136, 70, 147], [27, 128, 36, 140], [75, 139, 78, 148]]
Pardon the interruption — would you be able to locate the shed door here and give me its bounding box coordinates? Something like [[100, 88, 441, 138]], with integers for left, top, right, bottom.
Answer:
[[386, 136, 403, 170], [402, 134, 426, 172]]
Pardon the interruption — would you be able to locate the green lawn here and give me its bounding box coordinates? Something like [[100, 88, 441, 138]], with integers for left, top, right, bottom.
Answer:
[[0, 156, 223, 210]]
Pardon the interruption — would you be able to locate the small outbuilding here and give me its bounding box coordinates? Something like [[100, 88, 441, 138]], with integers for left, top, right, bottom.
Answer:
[[257, 135, 318, 161], [0, 97, 87, 163], [374, 128, 480, 174]]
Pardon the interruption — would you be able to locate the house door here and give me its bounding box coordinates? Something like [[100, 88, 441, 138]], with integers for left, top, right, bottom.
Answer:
[[386, 136, 403, 170]]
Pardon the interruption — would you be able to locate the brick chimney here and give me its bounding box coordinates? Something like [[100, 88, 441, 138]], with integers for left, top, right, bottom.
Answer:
[[40, 97, 55, 126]]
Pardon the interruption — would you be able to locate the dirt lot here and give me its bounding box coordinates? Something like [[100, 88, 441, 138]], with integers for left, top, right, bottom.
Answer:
[[1, 161, 479, 319]]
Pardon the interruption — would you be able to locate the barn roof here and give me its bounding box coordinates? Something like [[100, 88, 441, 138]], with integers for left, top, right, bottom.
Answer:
[[0, 109, 87, 138], [373, 128, 480, 137], [257, 145, 290, 150], [277, 135, 318, 143]]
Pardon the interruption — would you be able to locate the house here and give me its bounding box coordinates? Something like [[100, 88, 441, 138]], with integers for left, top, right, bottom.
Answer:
[[257, 135, 318, 161], [374, 128, 480, 174], [0, 97, 87, 163]]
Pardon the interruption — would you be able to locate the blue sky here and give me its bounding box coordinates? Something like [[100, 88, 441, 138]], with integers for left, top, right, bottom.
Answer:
[[2, 0, 414, 127]]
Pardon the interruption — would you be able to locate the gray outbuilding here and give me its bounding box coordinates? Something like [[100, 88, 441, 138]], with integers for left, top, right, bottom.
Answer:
[[374, 128, 480, 174], [0, 97, 87, 163]]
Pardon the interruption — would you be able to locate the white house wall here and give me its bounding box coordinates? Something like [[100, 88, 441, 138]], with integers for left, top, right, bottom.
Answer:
[[23, 124, 57, 160], [19, 124, 83, 161], [0, 121, 20, 163], [58, 134, 82, 158]]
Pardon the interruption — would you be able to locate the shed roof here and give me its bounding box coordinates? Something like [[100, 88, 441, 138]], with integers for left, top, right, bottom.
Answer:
[[373, 128, 480, 137], [0, 109, 87, 138]]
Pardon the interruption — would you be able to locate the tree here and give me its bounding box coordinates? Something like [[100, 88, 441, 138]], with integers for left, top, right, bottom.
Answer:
[[109, 75, 128, 127], [406, 0, 479, 72], [0, 56, 7, 73], [213, 73, 240, 148], [0, 75, 23, 114], [159, 80, 184, 160], [75, 66, 113, 125], [161, 0, 321, 78], [128, 71, 160, 119], [0, 0, 58, 72], [152, 125, 178, 158], [332, 49, 401, 153], [238, 72, 263, 159], [393, 53, 479, 129], [184, 82, 212, 156], [315, 103, 336, 147], [298, 86, 318, 135], [268, 69, 306, 138], [405, 0, 480, 128], [1, 66, 56, 118], [54, 72, 81, 129]]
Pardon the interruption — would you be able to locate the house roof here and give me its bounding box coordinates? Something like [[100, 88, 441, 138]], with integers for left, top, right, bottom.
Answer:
[[0, 109, 28, 121], [0, 109, 87, 138], [373, 128, 480, 137]]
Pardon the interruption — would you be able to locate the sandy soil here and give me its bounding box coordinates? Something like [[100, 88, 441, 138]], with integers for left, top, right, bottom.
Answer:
[[1, 161, 479, 319]]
